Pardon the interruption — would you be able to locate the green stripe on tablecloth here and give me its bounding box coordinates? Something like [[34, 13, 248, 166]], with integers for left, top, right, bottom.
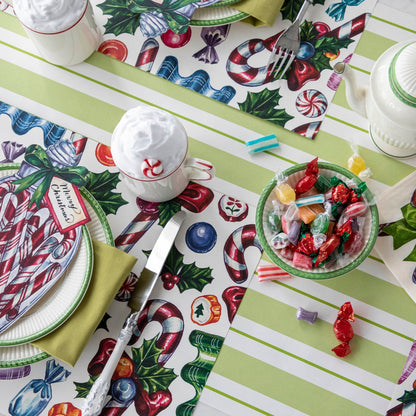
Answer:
[[371, 15, 416, 35], [211, 345, 383, 416], [0, 58, 125, 132], [0, 58, 275, 194], [354, 31, 396, 61], [236, 289, 406, 383], [320, 270, 416, 327], [0, 12, 413, 189]]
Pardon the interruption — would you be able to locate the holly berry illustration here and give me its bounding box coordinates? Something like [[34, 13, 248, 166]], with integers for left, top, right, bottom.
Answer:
[[161, 272, 179, 290], [145, 245, 213, 293]]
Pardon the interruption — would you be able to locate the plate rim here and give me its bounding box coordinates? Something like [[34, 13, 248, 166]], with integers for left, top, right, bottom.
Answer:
[[0, 163, 113, 367], [255, 162, 379, 279], [0, 226, 93, 346], [190, 8, 248, 26]]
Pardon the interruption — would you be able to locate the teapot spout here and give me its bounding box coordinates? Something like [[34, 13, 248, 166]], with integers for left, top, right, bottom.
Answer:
[[334, 62, 367, 118]]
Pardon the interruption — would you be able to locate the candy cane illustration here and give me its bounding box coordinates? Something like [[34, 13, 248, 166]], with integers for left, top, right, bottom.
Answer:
[[115, 183, 214, 253], [227, 13, 369, 88], [292, 121, 322, 138], [324, 13, 370, 40], [130, 299, 184, 366], [226, 33, 279, 87], [223, 224, 263, 283], [135, 38, 159, 72], [115, 209, 159, 253]]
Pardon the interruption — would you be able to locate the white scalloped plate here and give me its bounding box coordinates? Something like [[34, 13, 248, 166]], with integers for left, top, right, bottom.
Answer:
[[0, 164, 113, 367], [190, 5, 248, 26]]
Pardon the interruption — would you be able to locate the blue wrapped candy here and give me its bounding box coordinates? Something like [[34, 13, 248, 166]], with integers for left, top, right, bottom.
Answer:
[[9, 360, 71, 416]]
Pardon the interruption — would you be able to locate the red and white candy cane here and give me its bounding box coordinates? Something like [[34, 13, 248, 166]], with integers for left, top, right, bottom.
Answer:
[[130, 299, 184, 366], [227, 13, 369, 88], [115, 183, 214, 253], [115, 210, 159, 253], [323, 13, 370, 40], [223, 224, 263, 283], [226, 33, 280, 87], [136, 38, 159, 72]]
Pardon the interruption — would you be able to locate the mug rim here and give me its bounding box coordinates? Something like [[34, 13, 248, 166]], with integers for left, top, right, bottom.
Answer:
[[15, 0, 89, 35]]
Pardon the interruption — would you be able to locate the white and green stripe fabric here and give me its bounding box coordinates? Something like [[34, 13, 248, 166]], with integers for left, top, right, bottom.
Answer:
[[0, 0, 415, 414]]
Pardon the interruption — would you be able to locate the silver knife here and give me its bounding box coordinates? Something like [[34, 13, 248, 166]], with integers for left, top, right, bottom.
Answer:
[[82, 211, 185, 416]]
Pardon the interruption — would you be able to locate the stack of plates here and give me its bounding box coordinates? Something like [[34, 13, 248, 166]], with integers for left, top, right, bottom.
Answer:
[[190, 0, 248, 26], [0, 164, 113, 368]]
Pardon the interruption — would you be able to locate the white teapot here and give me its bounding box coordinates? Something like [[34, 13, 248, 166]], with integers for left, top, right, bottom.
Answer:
[[334, 40, 416, 158]]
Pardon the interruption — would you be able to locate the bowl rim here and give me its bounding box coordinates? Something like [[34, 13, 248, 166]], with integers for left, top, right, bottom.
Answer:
[[255, 161, 379, 279]]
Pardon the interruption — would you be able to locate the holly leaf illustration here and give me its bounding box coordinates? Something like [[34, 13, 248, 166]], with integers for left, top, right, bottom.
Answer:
[[84, 170, 128, 215], [97, 0, 141, 36], [74, 376, 98, 398], [176, 261, 213, 293], [147, 244, 184, 277], [301, 20, 320, 43], [310, 36, 353, 73], [238, 89, 294, 128], [281, 0, 324, 21], [404, 245, 416, 262], [402, 203, 416, 229], [398, 387, 416, 404], [158, 200, 182, 227], [132, 336, 177, 393], [382, 219, 416, 250]]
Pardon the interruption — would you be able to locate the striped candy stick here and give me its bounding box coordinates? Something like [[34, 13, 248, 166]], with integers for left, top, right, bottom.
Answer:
[[135, 38, 159, 72], [257, 263, 292, 281]]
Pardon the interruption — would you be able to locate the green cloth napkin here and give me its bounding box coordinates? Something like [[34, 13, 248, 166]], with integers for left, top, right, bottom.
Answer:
[[231, 0, 285, 26], [32, 239, 137, 367]]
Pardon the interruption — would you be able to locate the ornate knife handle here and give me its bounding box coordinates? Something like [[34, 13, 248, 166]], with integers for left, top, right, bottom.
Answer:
[[81, 313, 139, 416]]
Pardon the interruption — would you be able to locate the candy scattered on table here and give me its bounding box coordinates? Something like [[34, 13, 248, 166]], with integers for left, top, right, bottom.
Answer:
[[246, 134, 279, 155], [347, 144, 372, 179], [296, 307, 318, 324], [257, 264, 291, 281], [332, 301, 355, 357], [267, 158, 372, 271]]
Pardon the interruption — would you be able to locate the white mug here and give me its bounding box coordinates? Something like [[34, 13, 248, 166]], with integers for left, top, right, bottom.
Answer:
[[13, 0, 101, 66], [111, 105, 215, 202]]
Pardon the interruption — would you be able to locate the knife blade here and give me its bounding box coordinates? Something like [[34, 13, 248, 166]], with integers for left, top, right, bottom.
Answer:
[[127, 210, 185, 314], [82, 210, 185, 416]]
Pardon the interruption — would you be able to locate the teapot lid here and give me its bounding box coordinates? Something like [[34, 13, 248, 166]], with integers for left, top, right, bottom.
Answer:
[[389, 41, 416, 107]]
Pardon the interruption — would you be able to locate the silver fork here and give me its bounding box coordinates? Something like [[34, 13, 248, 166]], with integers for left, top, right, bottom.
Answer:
[[267, 0, 314, 78]]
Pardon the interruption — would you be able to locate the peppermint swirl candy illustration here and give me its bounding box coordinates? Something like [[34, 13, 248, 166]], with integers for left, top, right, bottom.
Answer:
[[295, 89, 328, 118]]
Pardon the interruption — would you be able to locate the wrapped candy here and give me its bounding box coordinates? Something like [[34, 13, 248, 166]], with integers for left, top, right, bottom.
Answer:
[[271, 232, 289, 249], [275, 179, 296, 205], [9, 360, 70, 416], [347, 144, 372, 179], [193, 25, 230, 64], [332, 301, 355, 357], [296, 307, 318, 324], [269, 158, 370, 272]]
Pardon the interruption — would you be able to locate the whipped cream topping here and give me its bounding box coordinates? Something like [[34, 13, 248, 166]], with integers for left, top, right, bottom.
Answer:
[[13, 0, 87, 33], [111, 105, 188, 180]]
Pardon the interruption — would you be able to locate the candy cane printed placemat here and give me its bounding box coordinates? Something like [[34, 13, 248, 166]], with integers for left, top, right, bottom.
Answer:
[[87, 0, 377, 139], [0, 102, 262, 416], [0, 0, 377, 139]]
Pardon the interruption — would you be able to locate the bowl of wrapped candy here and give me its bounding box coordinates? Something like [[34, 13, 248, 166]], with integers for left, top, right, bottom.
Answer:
[[256, 158, 379, 279]]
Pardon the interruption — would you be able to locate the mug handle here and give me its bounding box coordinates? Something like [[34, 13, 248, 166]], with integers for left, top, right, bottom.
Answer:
[[184, 158, 215, 181]]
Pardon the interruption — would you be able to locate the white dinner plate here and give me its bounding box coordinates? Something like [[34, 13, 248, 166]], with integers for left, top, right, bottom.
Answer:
[[0, 164, 113, 367], [190, 4, 248, 26]]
